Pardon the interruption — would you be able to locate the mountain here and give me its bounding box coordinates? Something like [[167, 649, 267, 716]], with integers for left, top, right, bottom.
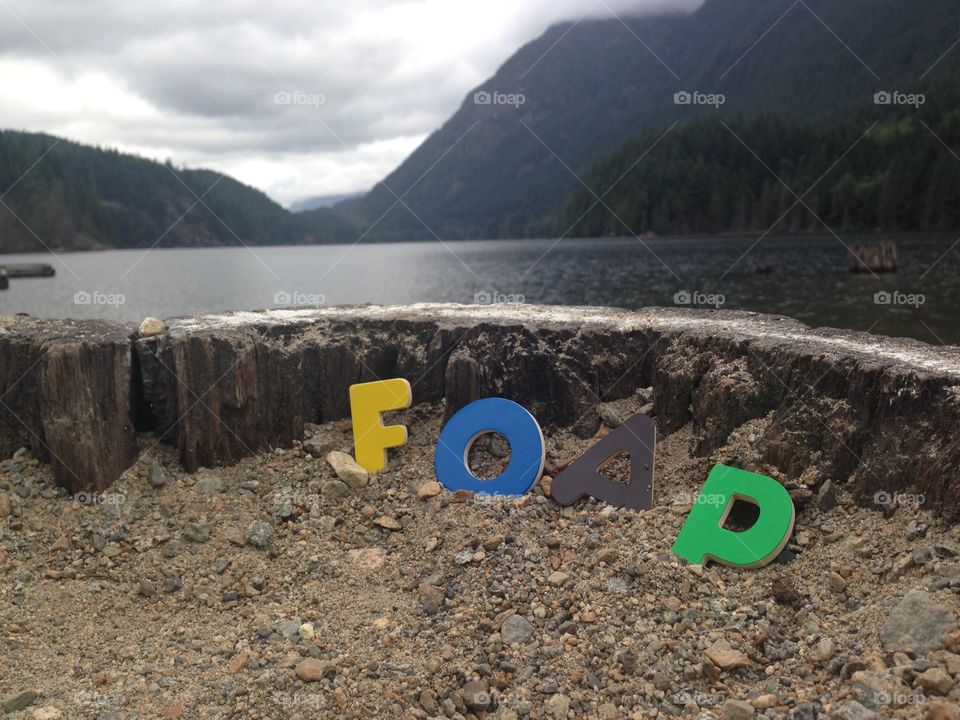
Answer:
[[343, 0, 960, 240], [565, 108, 960, 237], [0, 131, 357, 253], [289, 192, 365, 213]]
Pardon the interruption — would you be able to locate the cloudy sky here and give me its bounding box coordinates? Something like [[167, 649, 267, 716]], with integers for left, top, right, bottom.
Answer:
[[0, 0, 701, 207]]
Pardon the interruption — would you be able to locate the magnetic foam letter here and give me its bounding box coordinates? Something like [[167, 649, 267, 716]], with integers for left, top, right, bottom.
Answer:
[[349, 378, 413, 473], [434, 397, 545, 496], [671, 464, 795, 568], [550, 413, 656, 510]]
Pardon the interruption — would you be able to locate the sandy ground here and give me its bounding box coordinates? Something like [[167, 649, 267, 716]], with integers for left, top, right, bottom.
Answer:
[[2, 395, 960, 719]]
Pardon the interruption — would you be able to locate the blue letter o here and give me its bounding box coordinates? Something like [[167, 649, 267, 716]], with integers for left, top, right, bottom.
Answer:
[[434, 398, 545, 496]]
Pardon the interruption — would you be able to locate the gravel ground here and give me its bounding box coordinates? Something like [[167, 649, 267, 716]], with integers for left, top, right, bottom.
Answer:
[[2, 395, 960, 720]]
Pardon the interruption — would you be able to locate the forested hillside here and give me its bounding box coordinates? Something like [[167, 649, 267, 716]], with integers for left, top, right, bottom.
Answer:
[[0, 131, 356, 252], [564, 107, 960, 237]]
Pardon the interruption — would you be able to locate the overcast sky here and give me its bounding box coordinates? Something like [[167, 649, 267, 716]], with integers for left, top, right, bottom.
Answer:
[[0, 0, 701, 207]]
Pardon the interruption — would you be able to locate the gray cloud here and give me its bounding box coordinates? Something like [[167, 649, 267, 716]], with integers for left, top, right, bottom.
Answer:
[[0, 0, 703, 205]]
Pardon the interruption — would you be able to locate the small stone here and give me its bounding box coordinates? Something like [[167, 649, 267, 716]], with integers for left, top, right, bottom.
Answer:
[[138, 317, 167, 337], [51, 534, 71, 551], [817, 479, 838, 511], [705, 639, 752, 670], [483, 534, 505, 551], [827, 571, 848, 592], [138, 578, 156, 597], [302, 435, 337, 458], [721, 699, 755, 720], [227, 649, 254, 674], [419, 689, 439, 714], [149, 460, 166, 488], [194, 475, 223, 493], [462, 680, 491, 712], [829, 700, 876, 720], [545, 693, 570, 718], [418, 481, 442, 499], [927, 702, 960, 720], [547, 571, 570, 587], [295, 658, 335, 682], [2, 691, 38, 714], [918, 667, 954, 695], [348, 547, 386, 570], [31, 707, 62, 720], [224, 526, 246, 547], [882, 589, 957, 653], [321, 479, 351, 501], [905, 519, 929, 541], [163, 576, 182, 594], [326, 451, 369, 489], [540, 475, 553, 497], [501, 615, 535, 645], [810, 638, 836, 663], [245, 520, 275, 548], [752, 694, 778, 710], [183, 522, 212, 543], [374, 515, 401, 531], [0, 491, 11, 518], [298, 623, 315, 641]]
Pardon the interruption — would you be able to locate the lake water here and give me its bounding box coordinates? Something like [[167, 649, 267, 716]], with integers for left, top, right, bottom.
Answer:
[[1, 233, 958, 345]]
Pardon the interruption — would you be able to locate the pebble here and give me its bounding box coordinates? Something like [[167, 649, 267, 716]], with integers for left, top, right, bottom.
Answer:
[[810, 638, 836, 663], [827, 571, 848, 592], [817, 479, 838, 510], [138, 317, 167, 337], [326, 451, 369, 489], [2, 690, 38, 713], [927, 702, 960, 720], [183, 522, 212, 543], [224, 526, 246, 547], [829, 700, 876, 720], [705, 639, 752, 669], [918, 667, 954, 695], [374, 515, 401, 531], [138, 578, 156, 597], [462, 679, 491, 711], [149, 460, 166, 488], [245, 520, 275, 548], [418, 481, 442, 499], [321, 479, 351, 501], [295, 658, 335, 682], [547, 571, 570, 587], [298, 622, 315, 640], [545, 693, 570, 718], [722, 699, 755, 719], [881, 589, 956, 652], [0, 491, 10, 518], [194, 475, 223, 493], [227, 649, 254, 674], [501, 615, 535, 645]]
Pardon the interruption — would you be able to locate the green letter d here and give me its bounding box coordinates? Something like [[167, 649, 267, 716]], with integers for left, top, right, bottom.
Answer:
[[671, 465, 795, 569]]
